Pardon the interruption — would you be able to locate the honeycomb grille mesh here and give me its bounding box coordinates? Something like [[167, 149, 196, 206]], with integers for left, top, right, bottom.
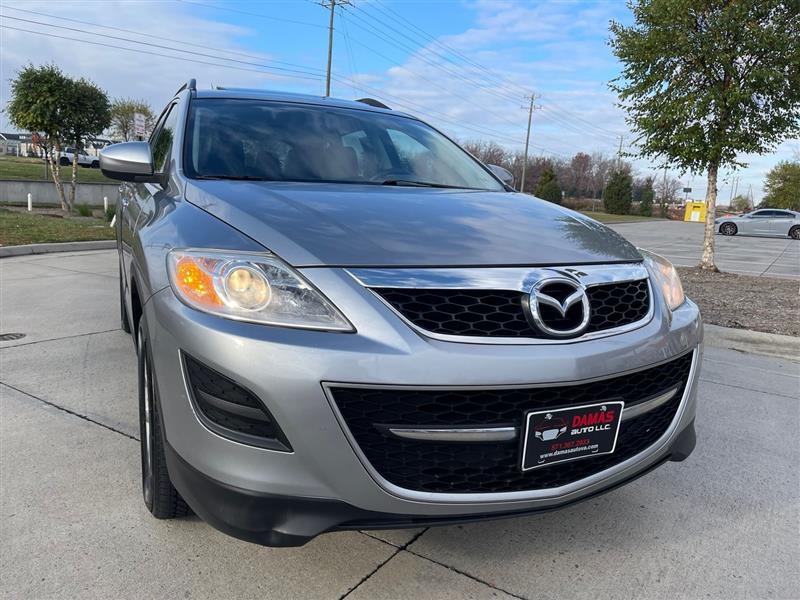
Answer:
[[329, 352, 693, 494], [373, 279, 650, 338]]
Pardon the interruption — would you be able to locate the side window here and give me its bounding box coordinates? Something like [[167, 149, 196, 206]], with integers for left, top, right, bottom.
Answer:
[[752, 210, 770, 217], [151, 104, 179, 173], [774, 211, 792, 218]]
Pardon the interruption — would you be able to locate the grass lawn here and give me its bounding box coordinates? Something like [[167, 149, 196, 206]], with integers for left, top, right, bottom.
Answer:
[[0, 155, 114, 183], [0, 209, 115, 246], [579, 211, 665, 224]]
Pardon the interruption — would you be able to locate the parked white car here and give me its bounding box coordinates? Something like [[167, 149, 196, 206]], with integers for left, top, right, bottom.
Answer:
[[716, 209, 800, 239], [59, 147, 99, 168]]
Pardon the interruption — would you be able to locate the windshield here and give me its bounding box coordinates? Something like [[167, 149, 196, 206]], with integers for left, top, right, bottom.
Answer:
[[184, 98, 504, 191]]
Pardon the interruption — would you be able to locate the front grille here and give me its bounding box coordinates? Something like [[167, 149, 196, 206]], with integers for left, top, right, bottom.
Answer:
[[183, 354, 291, 451], [373, 279, 650, 338], [329, 351, 693, 494]]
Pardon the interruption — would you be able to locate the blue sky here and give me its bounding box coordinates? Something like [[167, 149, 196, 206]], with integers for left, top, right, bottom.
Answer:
[[1, 0, 797, 201]]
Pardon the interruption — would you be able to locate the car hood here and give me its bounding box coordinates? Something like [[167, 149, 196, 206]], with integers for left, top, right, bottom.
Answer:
[[184, 181, 642, 267]]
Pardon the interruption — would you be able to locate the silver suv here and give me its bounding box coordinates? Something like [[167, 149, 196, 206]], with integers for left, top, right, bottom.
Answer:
[[101, 81, 702, 547]]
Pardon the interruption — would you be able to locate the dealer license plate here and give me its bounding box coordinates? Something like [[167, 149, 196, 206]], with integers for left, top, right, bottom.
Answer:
[[520, 400, 625, 471]]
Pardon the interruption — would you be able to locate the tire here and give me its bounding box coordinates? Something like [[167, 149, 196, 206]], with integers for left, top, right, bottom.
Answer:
[[91, 161, 100, 169], [137, 318, 191, 519], [119, 265, 131, 334], [790, 225, 800, 240], [720, 222, 737, 236], [59, 156, 69, 166]]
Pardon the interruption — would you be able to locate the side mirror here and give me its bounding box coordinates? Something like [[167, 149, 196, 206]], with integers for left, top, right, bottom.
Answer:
[[100, 141, 156, 182], [487, 164, 514, 188]]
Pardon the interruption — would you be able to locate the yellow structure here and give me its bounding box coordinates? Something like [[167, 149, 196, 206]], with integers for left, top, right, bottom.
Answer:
[[683, 202, 707, 222]]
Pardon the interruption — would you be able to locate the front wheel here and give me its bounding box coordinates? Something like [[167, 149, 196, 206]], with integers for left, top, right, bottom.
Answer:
[[59, 157, 69, 166], [137, 318, 191, 519], [789, 225, 800, 240], [720, 222, 737, 236]]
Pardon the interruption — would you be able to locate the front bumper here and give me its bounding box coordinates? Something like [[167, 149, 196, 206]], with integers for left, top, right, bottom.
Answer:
[[165, 419, 696, 547], [145, 267, 703, 545]]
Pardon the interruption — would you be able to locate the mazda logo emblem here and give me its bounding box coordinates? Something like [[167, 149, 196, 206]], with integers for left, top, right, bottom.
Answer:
[[526, 277, 591, 337]]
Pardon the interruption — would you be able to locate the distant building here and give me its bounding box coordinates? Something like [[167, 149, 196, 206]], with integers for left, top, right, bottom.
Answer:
[[0, 132, 34, 156], [0, 133, 113, 157]]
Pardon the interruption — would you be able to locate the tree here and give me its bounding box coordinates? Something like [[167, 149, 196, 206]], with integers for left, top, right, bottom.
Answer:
[[109, 98, 155, 142], [655, 173, 681, 217], [7, 64, 70, 211], [534, 165, 562, 204], [603, 169, 633, 214], [730, 194, 751, 213], [610, 1, 800, 271], [762, 161, 800, 210], [462, 139, 509, 169], [7, 64, 110, 213], [639, 176, 655, 216], [63, 79, 111, 210]]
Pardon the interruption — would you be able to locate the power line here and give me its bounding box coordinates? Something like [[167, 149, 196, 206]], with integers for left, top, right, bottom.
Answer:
[[333, 27, 527, 131], [337, 6, 529, 106], [0, 22, 540, 151], [1, 15, 325, 79], [1, 14, 577, 157], [3, 5, 323, 72], [354, 1, 530, 101], [366, 0, 622, 139], [0, 25, 321, 83], [370, 0, 533, 97], [176, 0, 327, 29]]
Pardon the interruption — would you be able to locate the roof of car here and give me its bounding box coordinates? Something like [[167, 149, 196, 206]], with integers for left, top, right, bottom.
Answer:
[[193, 87, 413, 118]]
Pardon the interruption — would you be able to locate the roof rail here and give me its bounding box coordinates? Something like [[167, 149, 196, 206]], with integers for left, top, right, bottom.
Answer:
[[176, 78, 196, 95], [355, 98, 391, 109]]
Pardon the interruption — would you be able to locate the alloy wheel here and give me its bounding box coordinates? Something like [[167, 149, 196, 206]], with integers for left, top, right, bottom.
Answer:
[[139, 328, 154, 507]]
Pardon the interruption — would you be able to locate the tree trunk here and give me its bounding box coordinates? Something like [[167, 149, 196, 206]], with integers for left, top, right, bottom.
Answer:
[[48, 145, 69, 213], [69, 149, 79, 213], [699, 162, 719, 271]]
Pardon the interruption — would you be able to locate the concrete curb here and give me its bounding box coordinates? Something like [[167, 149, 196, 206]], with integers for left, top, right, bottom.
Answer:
[[0, 240, 116, 258], [704, 323, 799, 362]]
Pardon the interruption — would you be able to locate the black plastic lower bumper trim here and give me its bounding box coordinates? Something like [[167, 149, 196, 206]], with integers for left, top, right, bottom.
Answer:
[[164, 419, 696, 547]]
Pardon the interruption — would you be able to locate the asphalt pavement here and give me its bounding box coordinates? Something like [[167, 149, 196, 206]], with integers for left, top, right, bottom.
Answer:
[[1, 249, 798, 600], [608, 221, 799, 279]]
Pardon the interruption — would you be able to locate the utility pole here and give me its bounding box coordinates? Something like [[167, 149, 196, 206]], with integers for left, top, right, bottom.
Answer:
[[661, 167, 667, 216], [319, 0, 352, 97], [616, 135, 624, 169], [325, 0, 336, 97], [519, 93, 539, 193]]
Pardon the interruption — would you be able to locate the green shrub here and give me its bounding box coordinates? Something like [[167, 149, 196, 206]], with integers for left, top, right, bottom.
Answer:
[[105, 205, 116, 222], [640, 177, 655, 217], [534, 166, 563, 204], [603, 170, 633, 215], [76, 204, 92, 217]]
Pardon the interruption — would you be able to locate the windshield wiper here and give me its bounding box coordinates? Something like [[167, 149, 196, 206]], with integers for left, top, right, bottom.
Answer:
[[195, 175, 271, 181], [380, 179, 467, 189]]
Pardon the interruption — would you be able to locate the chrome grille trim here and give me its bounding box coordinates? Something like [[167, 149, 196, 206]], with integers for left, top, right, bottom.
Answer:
[[347, 263, 649, 291]]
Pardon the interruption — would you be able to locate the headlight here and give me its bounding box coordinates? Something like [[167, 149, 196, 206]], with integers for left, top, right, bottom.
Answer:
[[639, 249, 685, 311], [167, 250, 353, 331]]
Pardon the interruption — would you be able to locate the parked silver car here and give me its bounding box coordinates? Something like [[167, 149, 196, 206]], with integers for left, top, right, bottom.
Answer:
[[716, 209, 800, 239], [100, 81, 702, 547]]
